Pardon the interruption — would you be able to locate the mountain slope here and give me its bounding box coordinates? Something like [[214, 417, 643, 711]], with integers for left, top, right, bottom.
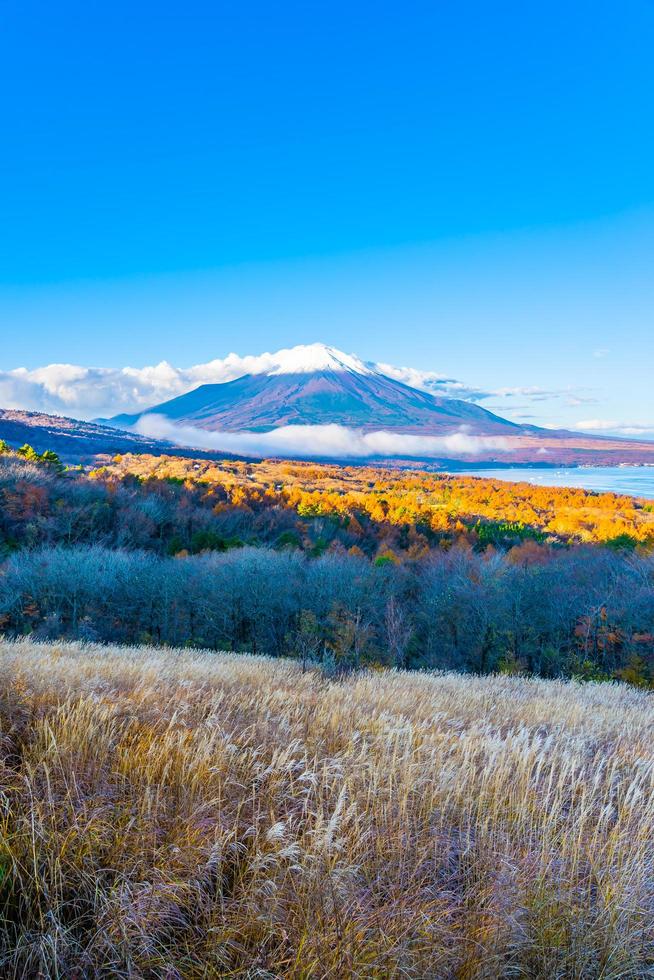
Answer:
[[0, 409, 247, 463], [108, 344, 520, 437]]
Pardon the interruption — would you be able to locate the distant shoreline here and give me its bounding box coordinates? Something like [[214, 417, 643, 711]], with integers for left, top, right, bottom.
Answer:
[[444, 464, 654, 499]]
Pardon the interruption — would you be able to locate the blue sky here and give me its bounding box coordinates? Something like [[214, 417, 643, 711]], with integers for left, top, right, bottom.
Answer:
[[1, 0, 653, 432]]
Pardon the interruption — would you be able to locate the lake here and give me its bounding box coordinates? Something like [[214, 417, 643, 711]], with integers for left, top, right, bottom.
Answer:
[[450, 466, 654, 499]]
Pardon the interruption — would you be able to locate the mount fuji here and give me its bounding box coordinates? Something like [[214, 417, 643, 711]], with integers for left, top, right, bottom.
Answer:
[[97, 343, 654, 465], [107, 343, 520, 438]]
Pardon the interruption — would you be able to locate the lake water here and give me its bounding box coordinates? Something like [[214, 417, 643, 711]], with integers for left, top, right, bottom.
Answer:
[[450, 466, 654, 499]]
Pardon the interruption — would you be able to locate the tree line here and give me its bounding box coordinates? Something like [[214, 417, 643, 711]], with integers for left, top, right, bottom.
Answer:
[[1, 450, 653, 683], [1, 542, 653, 682]]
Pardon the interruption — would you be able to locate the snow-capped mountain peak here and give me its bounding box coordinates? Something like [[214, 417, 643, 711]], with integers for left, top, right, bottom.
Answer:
[[264, 343, 374, 377]]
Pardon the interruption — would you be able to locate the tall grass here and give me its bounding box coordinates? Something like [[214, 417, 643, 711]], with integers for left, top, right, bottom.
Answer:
[[0, 640, 653, 977]]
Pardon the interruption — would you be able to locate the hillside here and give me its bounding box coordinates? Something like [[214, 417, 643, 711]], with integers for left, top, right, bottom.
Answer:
[[0, 408, 181, 460], [1, 638, 653, 977], [0, 408, 254, 464]]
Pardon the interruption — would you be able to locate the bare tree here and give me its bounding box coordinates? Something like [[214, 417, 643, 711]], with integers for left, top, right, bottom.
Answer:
[[385, 595, 411, 668]]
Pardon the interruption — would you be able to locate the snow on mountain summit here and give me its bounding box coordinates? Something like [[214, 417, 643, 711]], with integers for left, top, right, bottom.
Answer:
[[263, 343, 373, 377]]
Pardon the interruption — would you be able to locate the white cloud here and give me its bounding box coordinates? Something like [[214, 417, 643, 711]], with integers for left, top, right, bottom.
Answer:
[[135, 415, 510, 459], [593, 348, 610, 359], [491, 385, 597, 405], [573, 419, 620, 431], [573, 419, 654, 436], [491, 385, 555, 399], [373, 362, 490, 401], [566, 394, 598, 407], [0, 361, 195, 418]]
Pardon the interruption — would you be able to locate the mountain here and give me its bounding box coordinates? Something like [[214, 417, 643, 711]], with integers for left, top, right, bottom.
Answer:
[[107, 343, 521, 437], [3, 345, 654, 467], [0, 409, 247, 463], [99, 343, 654, 466]]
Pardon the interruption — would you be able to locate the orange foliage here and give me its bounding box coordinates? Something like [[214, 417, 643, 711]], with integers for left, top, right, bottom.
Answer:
[[93, 454, 654, 548]]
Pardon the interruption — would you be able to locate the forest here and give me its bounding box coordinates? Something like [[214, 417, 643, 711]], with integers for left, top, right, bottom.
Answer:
[[0, 445, 653, 683]]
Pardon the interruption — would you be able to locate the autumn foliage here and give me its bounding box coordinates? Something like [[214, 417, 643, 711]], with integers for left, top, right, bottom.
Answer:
[[1, 449, 654, 685], [96, 453, 654, 550]]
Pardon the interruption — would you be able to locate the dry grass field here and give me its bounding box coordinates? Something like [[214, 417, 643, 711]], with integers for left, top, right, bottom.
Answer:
[[0, 641, 653, 978]]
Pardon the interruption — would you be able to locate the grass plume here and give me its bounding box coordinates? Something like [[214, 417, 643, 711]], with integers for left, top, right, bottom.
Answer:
[[0, 639, 652, 976]]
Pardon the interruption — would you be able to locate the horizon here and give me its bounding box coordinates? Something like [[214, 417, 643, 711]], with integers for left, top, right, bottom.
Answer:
[[2, 1, 654, 436]]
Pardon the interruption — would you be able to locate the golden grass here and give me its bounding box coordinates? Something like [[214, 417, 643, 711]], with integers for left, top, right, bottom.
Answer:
[[0, 641, 653, 977]]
